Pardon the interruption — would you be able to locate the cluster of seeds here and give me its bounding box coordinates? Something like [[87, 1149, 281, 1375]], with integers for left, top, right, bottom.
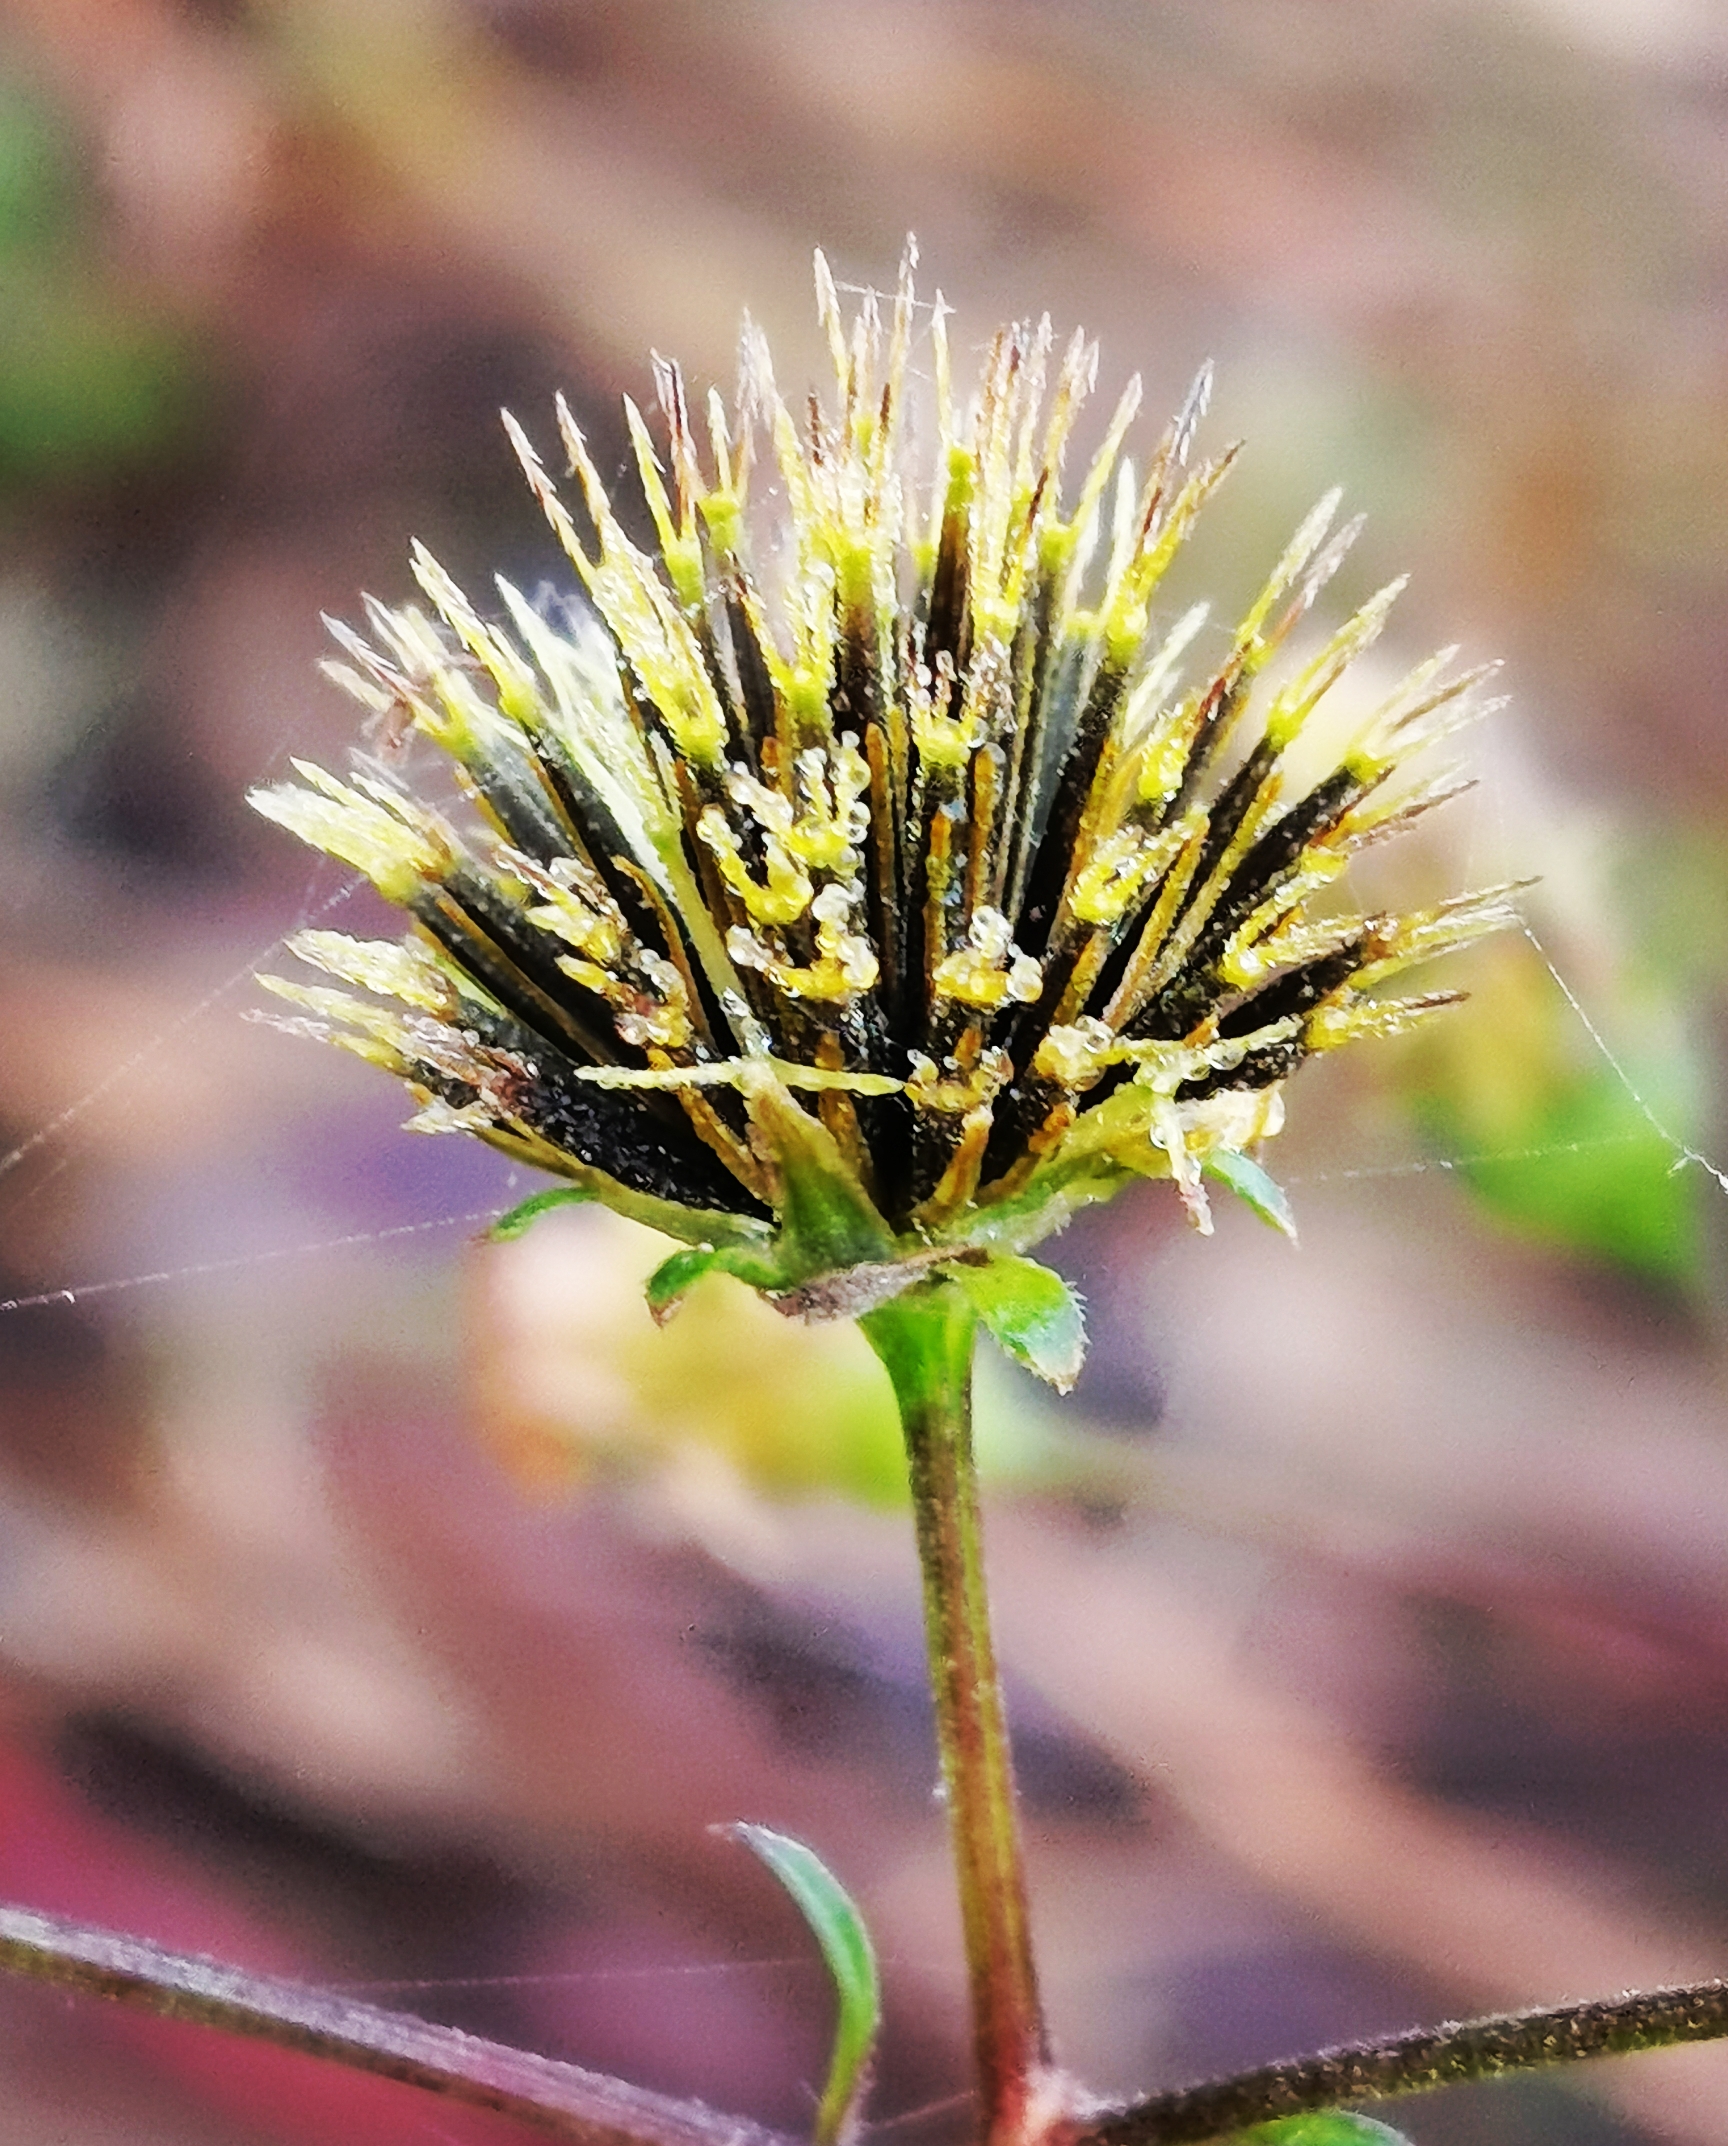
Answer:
[[252, 248, 1511, 1274]]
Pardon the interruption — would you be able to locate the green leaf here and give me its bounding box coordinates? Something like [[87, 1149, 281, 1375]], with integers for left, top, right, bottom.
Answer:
[[1235, 2115, 1412, 2144], [643, 1241, 786, 1324], [726, 1824, 879, 2146], [486, 1186, 596, 1240], [1204, 1148, 1297, 1241], [488, 1175, 776, 1253], [644, 1245, 729, 1321], [950, 1254, 1086, 1390]]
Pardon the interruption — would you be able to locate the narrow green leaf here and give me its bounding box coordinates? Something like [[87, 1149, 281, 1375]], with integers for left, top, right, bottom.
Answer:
[[726, 1824, 879, 2146], [486, 1185, 596, 1240], [644, 1245, 727, 1323], [1205, 1147, 1298, 1241], [950, 1254, 1086, 1390], [489, 1179, 776, 1254], [1236, 2115, 1413, 2144], [643, 1241, 785, 1324]]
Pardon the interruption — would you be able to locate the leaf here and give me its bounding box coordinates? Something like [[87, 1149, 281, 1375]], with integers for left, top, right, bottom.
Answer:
[[486, 1185, 596, 1240], [1205, 1147, 1298, 1242], [725, 1824, 879, 2146], [643, 1240, 785, 1324], [644, 1245, 729, 1322], [950, 1254, 1087, 1390], [1236, 2115, 1412, 2144], [488, 1177, 776, 1253]]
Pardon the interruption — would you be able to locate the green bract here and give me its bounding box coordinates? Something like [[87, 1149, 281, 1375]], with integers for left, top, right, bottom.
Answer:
[[251, 246, 1510, 1383]]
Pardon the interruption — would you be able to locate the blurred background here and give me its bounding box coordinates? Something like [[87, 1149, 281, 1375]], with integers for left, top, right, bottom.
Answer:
[[1, 2, 1727, 2141]]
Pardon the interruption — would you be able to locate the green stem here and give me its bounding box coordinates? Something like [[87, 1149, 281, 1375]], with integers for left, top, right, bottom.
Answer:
[[863, 1281, 1050, 2146]]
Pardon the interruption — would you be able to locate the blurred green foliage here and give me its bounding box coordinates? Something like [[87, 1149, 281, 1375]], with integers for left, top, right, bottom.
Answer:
[[1422, 1065, 1696, 1288], [1240, 2116, 1410, 2143], [0, 75, 196, 497], [1406, 877, 1710, 1290]]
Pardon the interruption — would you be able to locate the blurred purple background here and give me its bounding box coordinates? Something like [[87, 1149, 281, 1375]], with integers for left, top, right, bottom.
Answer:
[[1, 4, 1728, 2143]]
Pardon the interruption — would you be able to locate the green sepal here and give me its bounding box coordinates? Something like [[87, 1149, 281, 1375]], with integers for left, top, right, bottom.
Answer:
[[739, 1065, 897, 1280], [1235, 2116, 1412, 2144], [947, 1153, 1138, 1262], [644, 1245, 725, 1320], [724, 1823, 879, 2146], [644, 1241, 781, 1325], [1205, 1147, 1298, 1242], [949, 1253, 1087, 1391], [484, 1166, 775, 1253], [487, 1185, 597, 1240]]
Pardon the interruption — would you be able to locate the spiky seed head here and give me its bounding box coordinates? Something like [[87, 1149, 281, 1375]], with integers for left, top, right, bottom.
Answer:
[[250, 245, 1512, 1379]]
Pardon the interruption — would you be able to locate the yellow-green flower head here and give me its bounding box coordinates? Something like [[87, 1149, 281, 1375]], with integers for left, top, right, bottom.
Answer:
[[251, 247, 1512, 1383]]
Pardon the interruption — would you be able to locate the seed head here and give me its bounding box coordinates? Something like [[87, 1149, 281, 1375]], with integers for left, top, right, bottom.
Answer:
[[251, 246, 1512, 1380]]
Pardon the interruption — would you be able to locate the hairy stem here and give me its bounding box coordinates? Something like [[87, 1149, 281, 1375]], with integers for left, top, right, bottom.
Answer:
[[1077, 1979, 1728, 2144], [863, 1282, 1051, 2146], [0, 1904, 791, 2146]]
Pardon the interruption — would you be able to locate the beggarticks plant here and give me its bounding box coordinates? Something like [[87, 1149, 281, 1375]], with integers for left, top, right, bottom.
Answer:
[[5, 248, 1728, 2146], [248, 251, 1508, 1345]]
